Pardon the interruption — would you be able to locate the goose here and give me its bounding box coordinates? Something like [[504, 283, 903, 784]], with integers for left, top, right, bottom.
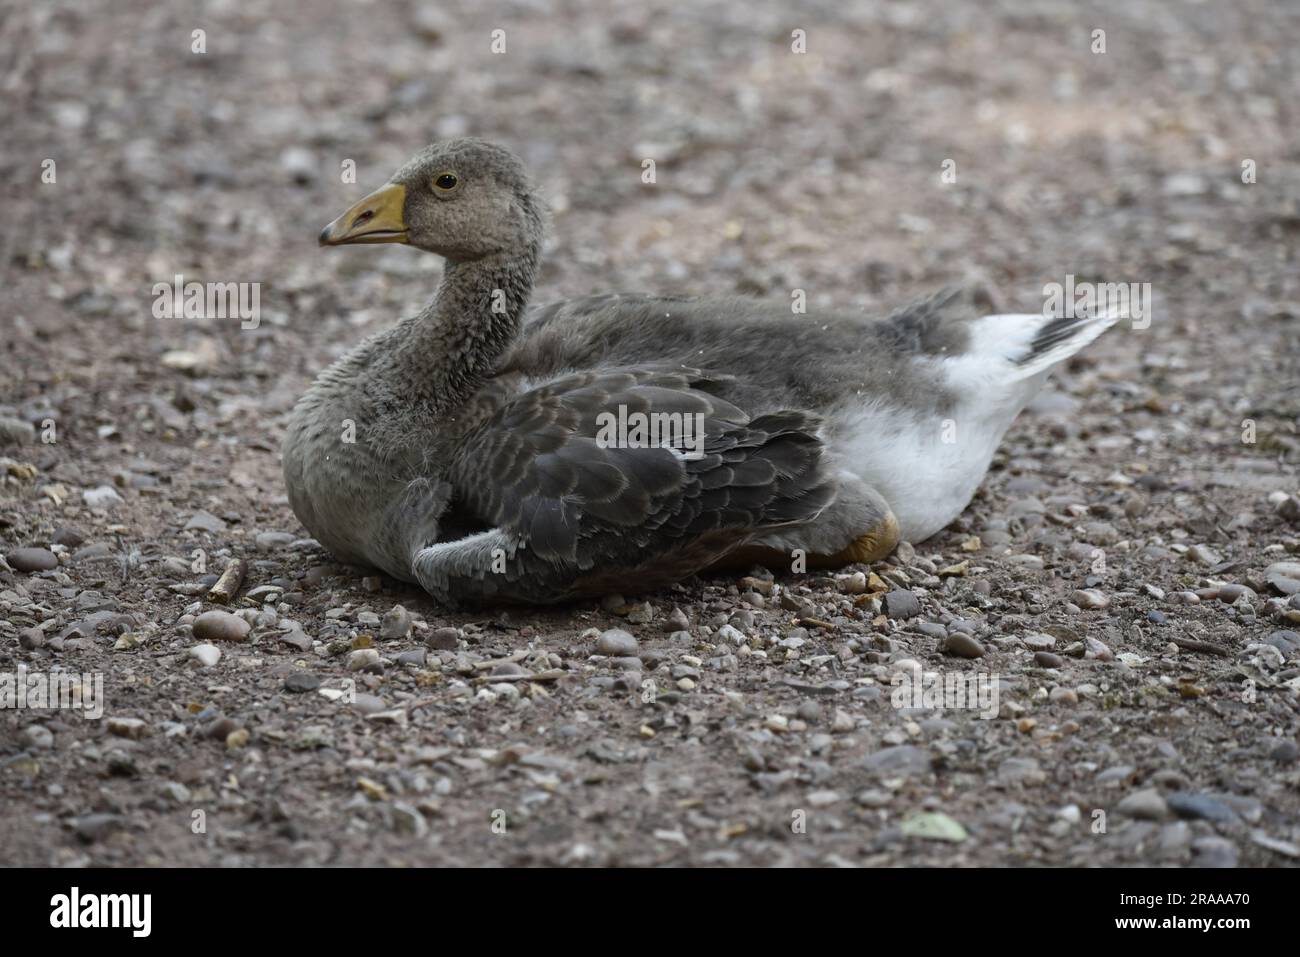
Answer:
[[284, 139, 1119, 606]]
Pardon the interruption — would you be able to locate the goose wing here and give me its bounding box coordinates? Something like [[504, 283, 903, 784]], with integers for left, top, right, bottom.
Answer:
[[436, 368, 833, 599]]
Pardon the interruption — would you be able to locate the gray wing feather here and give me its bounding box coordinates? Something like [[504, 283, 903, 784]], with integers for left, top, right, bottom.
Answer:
[[439, 368, 834, 602]]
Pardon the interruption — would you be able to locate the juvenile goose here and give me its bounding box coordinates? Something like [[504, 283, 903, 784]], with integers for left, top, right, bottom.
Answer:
[[284, 139, 1119, 606]]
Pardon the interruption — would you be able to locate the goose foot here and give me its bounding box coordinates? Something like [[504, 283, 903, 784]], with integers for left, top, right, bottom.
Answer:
[[817, 510, 900, 566]]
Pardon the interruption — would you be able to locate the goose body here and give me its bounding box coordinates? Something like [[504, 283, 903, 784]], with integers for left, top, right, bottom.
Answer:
[[503, 291, 1116, 545], [284, 139, 1118, 606]]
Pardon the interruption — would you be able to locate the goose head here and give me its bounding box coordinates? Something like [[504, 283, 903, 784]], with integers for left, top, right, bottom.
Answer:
[[318, 138, 542, 262]]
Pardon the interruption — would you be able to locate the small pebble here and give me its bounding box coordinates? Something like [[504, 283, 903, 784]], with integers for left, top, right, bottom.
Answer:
[[1071, 589, 1110, 610], [1191, 836, 1239, 868], [279, 628, 313, 652], [191, 610, 251, 643], [596, 629, 638, 656], [1167, 792, 1236, 824], [188, 644, 221, 667], [1216, 584, 1252, 603], [1157, 821, 1192, 857], [626, 602, 654, 624], [284, 672, 321, 693], [5, 547, 58, 573], [426, 627, 459, 650], [664, 607, 689, 632], [1264, 561, 1300, 595], [716, 624, 748, 646], [862, 744, 931, 776], [1268, 740, 1299, 763], [380, 604, 413, 640], [183, 509, 226, 533], [796, 701, 821, 722], [883, 590, 921, 620], [943, 632, 985, 659], [839, 572, 867, 595], [160, 782, 192, 803], [347, 649, 381, 672], [73, 813, 123, 843], [391, 803, 428, 837], [83, 486, 124, 509], [204, 717, 238, 740], [351, 693, 388, 713], [107, 717, 148, 739], [1022, 632, 1056, 651], [20, 725, 54, 750], [254, 531, 296, 551], [1085, 637, 1113, 661], [1117, 788, 1168, 820], [0, 416, 35, 444]]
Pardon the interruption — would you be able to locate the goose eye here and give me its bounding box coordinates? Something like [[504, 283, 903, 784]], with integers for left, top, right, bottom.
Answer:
[[434, 173, 458, 191]]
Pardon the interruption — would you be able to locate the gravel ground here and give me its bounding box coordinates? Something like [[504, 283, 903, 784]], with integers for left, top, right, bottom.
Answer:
[[2, 0, 1298, 867]]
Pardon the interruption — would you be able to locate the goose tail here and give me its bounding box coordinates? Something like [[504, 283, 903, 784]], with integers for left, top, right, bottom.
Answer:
[[1008, 302, 1126, 380]]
